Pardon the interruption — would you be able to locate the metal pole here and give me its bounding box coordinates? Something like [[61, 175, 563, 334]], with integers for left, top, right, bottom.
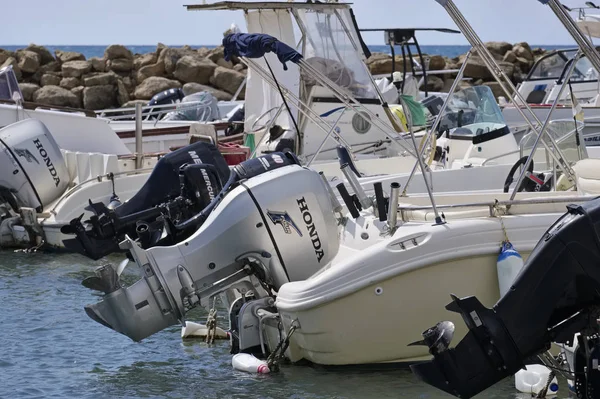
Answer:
[[307, 108, 347, 166], [135, 102, 143, 169], [402, 50, 472, 196], [509, 49, 583, 200], [400, 96, 444, 224]]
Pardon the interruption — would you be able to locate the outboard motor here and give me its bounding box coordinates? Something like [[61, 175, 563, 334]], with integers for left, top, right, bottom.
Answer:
[[80, 158, 341, 342], [62, 141, 231, 259], [147, 88, 185, 119], [410, 199, 600, 399], [0, 119, 69, 212]]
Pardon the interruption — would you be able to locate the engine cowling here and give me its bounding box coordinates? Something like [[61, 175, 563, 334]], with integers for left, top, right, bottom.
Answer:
[[0, 119, 69, 211]]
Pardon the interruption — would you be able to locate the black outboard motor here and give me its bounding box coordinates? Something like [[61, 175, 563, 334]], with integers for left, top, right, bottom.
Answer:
[[410, 198, 600, 399], [62, 145, 300, 260], [146, 88, 185, 119]]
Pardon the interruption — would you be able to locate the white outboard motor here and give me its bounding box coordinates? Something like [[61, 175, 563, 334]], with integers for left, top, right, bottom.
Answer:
[[82, 162, 341, 342], [0, 119, 69, 211]]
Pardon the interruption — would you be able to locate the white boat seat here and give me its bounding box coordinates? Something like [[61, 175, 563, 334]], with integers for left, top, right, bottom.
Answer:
[[573, 158, 600, 195]]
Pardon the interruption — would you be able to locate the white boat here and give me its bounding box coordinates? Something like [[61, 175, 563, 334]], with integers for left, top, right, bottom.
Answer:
[[68, 0, 600, 370]]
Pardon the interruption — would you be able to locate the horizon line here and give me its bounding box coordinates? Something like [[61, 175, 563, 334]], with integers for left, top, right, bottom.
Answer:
[[0, 43, 579, 47]]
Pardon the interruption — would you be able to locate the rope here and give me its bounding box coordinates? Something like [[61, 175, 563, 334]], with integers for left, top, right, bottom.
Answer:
[[493, 200, 510, 243], [535, 370, 556, 398], [266, 322, 298, 372], [205, 297, 218, 345]]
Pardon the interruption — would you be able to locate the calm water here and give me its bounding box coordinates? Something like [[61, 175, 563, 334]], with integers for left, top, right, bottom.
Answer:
[[0, 250, 567, 399], [0, 44, 572, 60]]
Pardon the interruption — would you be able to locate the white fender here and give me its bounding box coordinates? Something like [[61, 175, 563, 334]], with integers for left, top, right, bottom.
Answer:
[[232, 353, 270, 374], [497, 241, 524, 297], [181, 321, 229, 339], [515, 364, 558, 396]]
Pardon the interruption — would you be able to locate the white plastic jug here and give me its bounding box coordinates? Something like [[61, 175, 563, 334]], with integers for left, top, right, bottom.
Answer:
[[232, 353, 270, 374], [515, 364, 558, 396]]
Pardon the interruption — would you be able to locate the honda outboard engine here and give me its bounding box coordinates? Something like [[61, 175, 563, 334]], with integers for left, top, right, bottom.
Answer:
[[81, 158, 341, 342], [0, 119, 69, 212], [62, 141, 232, 260], [410, 199, 600, 398]]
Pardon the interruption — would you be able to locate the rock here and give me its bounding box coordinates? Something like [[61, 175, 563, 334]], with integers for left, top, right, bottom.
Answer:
[[368, 56, 416, 75], [513, 43, 533, 61], [209, 67, 246, 96], [137, 62, 165, 83], [104, 44, 133, 61], [18, 83, 40, 101], [1, 57, 21, 80], [107, 58, 133, 72], [30, 61, 61, 84], [134, 76, 181, 100], [460, 56, 514, 80], [156, 43, 167, 58], [83, 72, 116, 87], [16, 50, 41, 73], [90, 57, 106, 72], [133, 53, 157, 70], [40, 74, 61, 86], [367, 52, 391, 65], [83, 84, 116, 110], [216, 58, 234, 69], [207, 46, 226, 64], [121, 76, 136, 95], [60, 77, 81, 90], [419, 75, 444, 92], [55, 50, 85, 63], [0, 50, 11, 65], [442, 78, 473, 93], [428, 55, 446, 71], [62, 60, 92, 78], [33, 85, 79, 108], [121, 99, 148, 108], [70, 86, 84, 108], [233, 63, 246, 73], [182, 82, 233, 101], [197, 47, 211, 59], [484, 41, 513, 58], [116, 79, 130, 106], [514, 56, 533, 73], [173, 56, 217, 84], [159, 47, 197, 77], [482, 81, 505, 99], [25, 44, 54, 65], [503, 50, 517, 63]]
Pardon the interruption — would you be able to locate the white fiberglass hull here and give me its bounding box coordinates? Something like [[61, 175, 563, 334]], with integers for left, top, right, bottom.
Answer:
[[274, 200, 581, 365]]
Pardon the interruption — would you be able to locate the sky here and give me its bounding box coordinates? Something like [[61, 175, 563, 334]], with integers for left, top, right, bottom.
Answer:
[[0, 0, 589, 46]]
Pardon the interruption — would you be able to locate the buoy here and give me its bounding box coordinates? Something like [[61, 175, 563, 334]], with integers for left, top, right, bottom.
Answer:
[[232, 353, 270, 374], [181, 321, 229, 339], [497, 241, 524, 297], [515, 364, 558, 396]]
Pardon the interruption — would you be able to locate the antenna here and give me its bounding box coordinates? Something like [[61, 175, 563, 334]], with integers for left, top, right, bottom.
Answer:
[[586, 1, 600, 8]]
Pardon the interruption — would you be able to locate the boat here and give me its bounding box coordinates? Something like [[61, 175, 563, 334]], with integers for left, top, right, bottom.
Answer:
[[66, 0, 600, 370]]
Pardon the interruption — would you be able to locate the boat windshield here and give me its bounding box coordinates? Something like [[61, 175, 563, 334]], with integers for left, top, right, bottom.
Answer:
[[436, 85, 507, 137], [520, 119, 588, 165], [527, 50, 598, 82], [297, 8, 377, 99], [0, 66, 22, 102]]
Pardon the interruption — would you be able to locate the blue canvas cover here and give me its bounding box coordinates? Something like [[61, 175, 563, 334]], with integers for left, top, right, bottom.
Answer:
[[223, 33, 303, 70]]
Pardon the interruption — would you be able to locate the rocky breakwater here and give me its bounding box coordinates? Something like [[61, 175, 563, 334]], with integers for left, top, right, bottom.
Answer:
[[3, 44, 247, 111], [367, 41, 548, 99]]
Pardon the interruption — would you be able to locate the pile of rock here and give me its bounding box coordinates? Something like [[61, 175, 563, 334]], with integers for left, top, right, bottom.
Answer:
[[4, 41, 550, 110], [4, 43, 247, 111], [367, 41, 547, 99]]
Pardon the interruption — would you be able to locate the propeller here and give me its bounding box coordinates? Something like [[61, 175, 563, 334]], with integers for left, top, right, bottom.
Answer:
[[116, 258, 129, 277], [408, 320, 455, 356]]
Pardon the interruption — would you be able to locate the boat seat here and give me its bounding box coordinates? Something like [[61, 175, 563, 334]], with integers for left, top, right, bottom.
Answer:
[[573, 158, 600, 195]]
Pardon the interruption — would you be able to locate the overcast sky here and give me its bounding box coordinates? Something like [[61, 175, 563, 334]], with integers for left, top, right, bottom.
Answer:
[[0, 0, 589, 46]]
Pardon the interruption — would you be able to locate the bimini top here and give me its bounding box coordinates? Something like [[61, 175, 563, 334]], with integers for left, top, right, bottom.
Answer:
[[185, 1, 352, 11], [223, 33, 303, 70]]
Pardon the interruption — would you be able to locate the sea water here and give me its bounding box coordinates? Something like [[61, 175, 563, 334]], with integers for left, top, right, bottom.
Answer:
[[0, 250, 569, 398]]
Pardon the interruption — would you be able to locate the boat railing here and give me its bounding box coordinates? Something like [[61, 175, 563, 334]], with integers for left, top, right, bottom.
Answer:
[[96, 99, 219, 122], [398, 194, 596, 222]]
